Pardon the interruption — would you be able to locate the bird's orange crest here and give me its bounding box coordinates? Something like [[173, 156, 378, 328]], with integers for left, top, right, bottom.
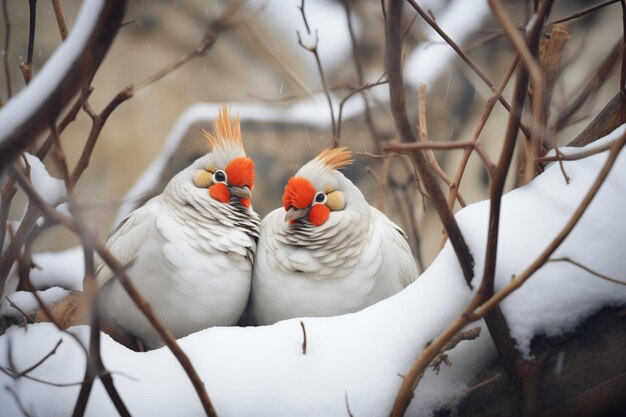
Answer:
[[202, 106, 244, 152], [313, 147, 353, 171], [282, 176, 316, 210], [226, 156, 255, 189]]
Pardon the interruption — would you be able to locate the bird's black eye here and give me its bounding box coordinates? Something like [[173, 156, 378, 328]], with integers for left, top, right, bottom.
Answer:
[[314, 191, 326, 204], [213, 170, 227, 183]]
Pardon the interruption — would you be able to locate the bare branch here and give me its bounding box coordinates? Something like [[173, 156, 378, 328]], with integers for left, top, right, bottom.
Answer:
[[4, 295, 32, 327], [51, 0, 69, 40], [2, 0, 11, 99], [297, 30, 337, 144], [298, 0, 311, 35], [537, 137, 616, 163], [549, 257, 626, 286], [550, 0, 620, 25], [15, 339, 63, 377], [621, 0, 626, 99], [300, 321, 307, 355], [26, 0, 36, 67]]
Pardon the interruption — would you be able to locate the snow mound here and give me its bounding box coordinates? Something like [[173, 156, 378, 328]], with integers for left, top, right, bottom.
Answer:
[[1, 124, 625, 416]]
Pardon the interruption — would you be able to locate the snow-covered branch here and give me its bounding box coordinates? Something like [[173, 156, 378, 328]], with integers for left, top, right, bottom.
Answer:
[[0, 0, 126, 171]]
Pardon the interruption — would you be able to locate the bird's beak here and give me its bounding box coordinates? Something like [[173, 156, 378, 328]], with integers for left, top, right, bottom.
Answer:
[[285, 207, 309, 222], [229, 185, 251, 199]]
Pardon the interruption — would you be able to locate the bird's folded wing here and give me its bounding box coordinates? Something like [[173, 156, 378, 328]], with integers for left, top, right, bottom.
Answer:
[[95, 202, 158, 288], [372, 208, 419, 287]]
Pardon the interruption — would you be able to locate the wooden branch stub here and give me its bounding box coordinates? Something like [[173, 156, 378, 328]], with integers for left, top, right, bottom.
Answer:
[[539, 25, 570, 123]]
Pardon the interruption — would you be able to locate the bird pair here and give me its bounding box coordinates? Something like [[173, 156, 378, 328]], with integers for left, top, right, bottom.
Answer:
[[96, 106, 418, 349]]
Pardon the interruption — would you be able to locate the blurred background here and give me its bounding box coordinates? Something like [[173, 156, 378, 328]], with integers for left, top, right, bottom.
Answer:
[[0, 0, 622, 271]]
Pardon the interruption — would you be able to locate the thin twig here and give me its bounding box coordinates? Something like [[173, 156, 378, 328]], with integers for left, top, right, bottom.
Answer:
[[620, 1, 626, 99], [447, 55, 519, 211], [342, 0, 385, 150], [0, 367, 87, 387], [70, 86, 133, 184], [16, 339, 63, 376], [383, 141, 475, 151], [550, 0, 620, 25], [50, 0, 69, 40], [300, 321, 307, 355], [297, 30, 337, 144], [549, 257, 626, 286], [298, 0, 311, 35], [405, 0, 531, 139], [536, 138, 615, 163], [27, 0, 36, 66], [345, 391, 354, 417], [4, 296, 33, 327], [337, 79, 388, 141], [2, 0, 11, 99]]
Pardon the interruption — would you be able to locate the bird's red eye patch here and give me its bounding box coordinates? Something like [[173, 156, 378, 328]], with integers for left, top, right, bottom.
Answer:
[[282, 176, 316, 210], [209, 183, 230, 203], [226, 157, 255, 189], [309, 204, 330, 226]]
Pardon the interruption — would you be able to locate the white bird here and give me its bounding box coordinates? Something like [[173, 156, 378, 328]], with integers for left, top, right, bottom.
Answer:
[[96, 106, 259, 348], [251, 147, 417, 325]]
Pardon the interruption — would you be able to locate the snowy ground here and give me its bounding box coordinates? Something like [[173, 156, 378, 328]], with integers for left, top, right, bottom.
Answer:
[[1, 125, 625, 416]]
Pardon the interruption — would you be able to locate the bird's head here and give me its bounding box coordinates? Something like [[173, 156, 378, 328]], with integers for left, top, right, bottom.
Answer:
[[282, 147, 355, 226], [191, 106, 255, 208]]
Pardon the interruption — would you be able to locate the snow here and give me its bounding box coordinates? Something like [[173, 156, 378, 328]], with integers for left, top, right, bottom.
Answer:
[[0, 287, 69, 320], [1, 124, 625, 416], [0, 0, 104, 143], [405, 0, 491, 87], [23, 153, 66, 205], [30, 247, 85, 291], [116, 92, 383, 221], [0, 247, 84, 309]]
